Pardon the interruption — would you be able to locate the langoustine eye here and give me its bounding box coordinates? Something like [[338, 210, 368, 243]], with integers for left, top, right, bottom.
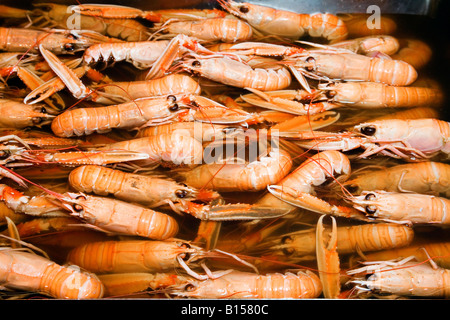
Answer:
[[184, 283, 196, 292], [175, 189, 188, 198], [72, 203, 83, 212], [360, 126, 376, 136], [177, 242, 192, 261], [239, 5, 249, 13], [281, 236, 294, 256], [169, 104, 179, 112], [364, 193, 377, 216], [305, 56, 316, 72]]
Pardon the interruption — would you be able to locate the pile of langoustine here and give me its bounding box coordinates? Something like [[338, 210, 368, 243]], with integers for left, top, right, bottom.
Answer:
[[0, 0, 447, 300]]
